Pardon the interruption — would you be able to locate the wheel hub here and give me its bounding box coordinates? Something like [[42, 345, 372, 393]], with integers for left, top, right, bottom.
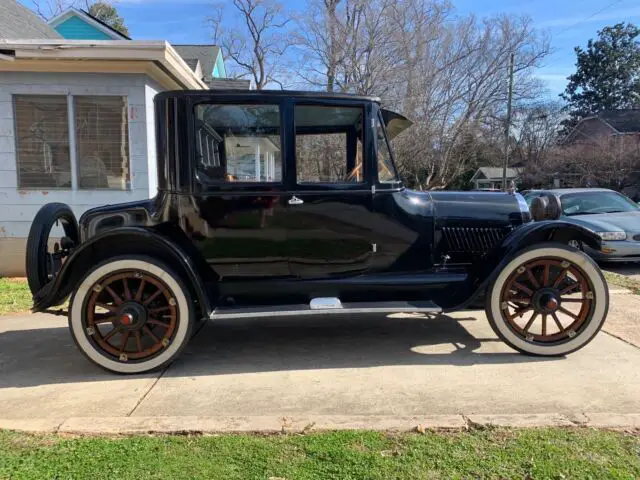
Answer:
[[533, 288, 561, 314], [116, 301, 147, 330]]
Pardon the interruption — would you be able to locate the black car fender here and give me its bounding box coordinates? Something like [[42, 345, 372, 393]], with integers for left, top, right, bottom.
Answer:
[[444, 221, 602, 311], [32, 227, 215, 317]]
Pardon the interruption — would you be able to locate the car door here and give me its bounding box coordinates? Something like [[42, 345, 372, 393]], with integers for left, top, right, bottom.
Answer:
[[370, 109, 436, 274], [189, 100, 290, 279], [285, 102, 376, 278]]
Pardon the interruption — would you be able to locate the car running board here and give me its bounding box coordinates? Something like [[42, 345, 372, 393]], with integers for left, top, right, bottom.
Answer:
[[210, 298, 442, 319]]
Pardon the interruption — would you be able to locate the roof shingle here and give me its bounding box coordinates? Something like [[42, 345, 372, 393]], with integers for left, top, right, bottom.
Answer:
[[172, 44, 220, 83], [0, 0, 62, 39], [598, 110, 640, 133]]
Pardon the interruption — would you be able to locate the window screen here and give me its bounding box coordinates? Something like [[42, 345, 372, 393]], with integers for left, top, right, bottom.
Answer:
[[14, 95, 71, 189], [195, 104, 282, 183], [295, 105, 364, 184], [74, 96, 130, 190]]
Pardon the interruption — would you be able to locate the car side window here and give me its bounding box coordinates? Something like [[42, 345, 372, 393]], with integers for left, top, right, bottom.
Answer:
[[194, 104, 282, 183], [294, 105, 364, 184]]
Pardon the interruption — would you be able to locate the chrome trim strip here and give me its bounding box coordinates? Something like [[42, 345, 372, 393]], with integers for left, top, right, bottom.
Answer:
[[210, 305, 442, 319]]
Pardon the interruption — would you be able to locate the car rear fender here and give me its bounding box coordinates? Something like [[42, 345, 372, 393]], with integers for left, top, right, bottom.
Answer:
[[445, 221, 601, 311], [32, 227, 215, 317]]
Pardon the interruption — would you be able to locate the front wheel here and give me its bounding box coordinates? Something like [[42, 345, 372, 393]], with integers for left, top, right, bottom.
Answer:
[[486, 243, 608, 356], [69, 256, 194, 374]]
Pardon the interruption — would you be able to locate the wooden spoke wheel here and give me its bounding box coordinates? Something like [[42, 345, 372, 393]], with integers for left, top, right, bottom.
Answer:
[[486, 244, 609, 356], [69, 257, 193, 374], [500, 258, 593, 343], [85, 272, 179, 362]]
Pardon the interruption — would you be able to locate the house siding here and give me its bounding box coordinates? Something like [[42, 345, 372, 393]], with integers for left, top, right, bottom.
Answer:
[[53, 16, 113, 40], [0, 71, 162, 276]]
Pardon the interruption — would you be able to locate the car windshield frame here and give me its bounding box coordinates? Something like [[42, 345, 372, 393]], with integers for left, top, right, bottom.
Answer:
[[560, 191, 640, 216], [376, 111, 401, 184]]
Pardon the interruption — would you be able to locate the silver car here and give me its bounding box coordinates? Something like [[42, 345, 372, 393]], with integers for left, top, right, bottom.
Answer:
[[524, 188, 640, 263]]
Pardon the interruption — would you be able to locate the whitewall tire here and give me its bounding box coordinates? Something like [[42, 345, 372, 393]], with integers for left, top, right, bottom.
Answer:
[[486, 243, 608, 356], [69, 256, 193, 374]]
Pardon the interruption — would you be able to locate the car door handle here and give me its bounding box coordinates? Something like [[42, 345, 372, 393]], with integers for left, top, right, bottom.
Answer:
[[288, 196, 304, 205]]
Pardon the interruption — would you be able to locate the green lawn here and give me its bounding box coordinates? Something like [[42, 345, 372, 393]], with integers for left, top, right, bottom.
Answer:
[[0, 278, 31, 315], [0, 428, 638, 479], [604, 271, 640, 295]]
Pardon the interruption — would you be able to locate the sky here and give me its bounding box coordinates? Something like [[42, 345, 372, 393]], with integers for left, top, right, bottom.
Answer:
[[20, 0, 640, 98]]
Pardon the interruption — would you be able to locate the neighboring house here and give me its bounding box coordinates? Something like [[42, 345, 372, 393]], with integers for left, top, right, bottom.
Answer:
[[47, 7, 130, 40], [470, 167, 522, 190], [564, 110, 640, 144], [0, 1, 216, 276]]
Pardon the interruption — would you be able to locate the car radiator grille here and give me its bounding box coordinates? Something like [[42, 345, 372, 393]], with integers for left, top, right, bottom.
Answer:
[[633, 234, 640, 241], [442, 227, 507, 254]]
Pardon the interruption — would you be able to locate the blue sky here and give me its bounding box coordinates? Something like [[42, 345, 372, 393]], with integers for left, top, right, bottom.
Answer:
[[21, 0, 640, 98]]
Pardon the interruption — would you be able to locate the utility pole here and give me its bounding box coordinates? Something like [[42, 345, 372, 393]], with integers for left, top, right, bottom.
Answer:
[[502, 52, 515, 191]]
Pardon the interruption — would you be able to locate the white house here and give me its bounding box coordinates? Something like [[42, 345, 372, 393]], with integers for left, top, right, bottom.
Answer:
[[0, 1, 250, 277]]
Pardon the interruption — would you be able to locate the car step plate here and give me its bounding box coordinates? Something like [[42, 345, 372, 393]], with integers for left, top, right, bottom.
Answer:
[[210, 300, 442, 319]]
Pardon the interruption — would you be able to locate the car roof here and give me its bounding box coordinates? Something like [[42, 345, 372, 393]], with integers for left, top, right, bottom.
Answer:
[[157, 89, 382, 104]]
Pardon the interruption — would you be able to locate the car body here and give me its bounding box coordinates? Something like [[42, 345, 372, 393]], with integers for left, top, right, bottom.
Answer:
[[26, 90, 609, 373], [524, 188, 640, 262]]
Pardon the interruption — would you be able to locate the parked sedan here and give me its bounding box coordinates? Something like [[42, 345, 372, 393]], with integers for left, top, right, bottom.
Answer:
[[524, 188, 640, 262]]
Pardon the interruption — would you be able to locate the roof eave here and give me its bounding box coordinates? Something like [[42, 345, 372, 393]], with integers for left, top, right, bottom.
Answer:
[[0, 40, 207, 90]]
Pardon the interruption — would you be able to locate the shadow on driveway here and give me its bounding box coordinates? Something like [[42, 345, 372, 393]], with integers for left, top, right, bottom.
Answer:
[[0, 313, 554, 388]]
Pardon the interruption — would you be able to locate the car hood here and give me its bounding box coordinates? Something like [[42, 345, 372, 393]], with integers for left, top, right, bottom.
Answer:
[[562, 211, 640, 233]]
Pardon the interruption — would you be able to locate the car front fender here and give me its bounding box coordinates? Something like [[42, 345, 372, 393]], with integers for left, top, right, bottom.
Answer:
[[32, 227, 215, 317], [444, 221, 602, 311]]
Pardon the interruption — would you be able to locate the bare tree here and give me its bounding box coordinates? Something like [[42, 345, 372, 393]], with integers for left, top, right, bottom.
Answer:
[[511, 101, 564, 166], [28, 0, 104, 20], [210, 0, 293, 89], [296, 0, 550, 189]]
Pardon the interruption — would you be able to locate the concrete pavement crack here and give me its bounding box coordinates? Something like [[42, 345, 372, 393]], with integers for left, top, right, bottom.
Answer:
[[126, 319, 209, 417], [602, 330, 640, 350]]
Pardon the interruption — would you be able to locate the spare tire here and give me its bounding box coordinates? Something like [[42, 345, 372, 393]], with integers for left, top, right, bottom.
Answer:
[[530, 194, 562, 221], [26, 203, 79, 295]]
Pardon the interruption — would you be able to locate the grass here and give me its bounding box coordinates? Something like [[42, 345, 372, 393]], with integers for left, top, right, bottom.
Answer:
[[604, 271, 640, 295], [0, 428, 638, 479], [0, 278, 32, 315]]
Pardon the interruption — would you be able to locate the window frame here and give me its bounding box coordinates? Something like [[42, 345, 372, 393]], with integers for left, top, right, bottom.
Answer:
[[13, 94, 72, 190], [291, 100, 371, 192], [191, 99, 286, 190], [12, 93, 132, 191], [374, 109, 401, 187]]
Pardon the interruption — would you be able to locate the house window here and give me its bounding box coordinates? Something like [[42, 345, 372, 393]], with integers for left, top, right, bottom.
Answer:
[[13, 94, 130, 190], [75, 96, 130, 189], [294, 105, 364, 184], [194, 104, 282, 183], [14, 95, 72, 189]]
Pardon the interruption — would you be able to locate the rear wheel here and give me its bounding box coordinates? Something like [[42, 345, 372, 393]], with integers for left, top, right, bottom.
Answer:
[[26, 203, 78, 295], [69, 256, 194, 374], [486, 243, 608, 356]]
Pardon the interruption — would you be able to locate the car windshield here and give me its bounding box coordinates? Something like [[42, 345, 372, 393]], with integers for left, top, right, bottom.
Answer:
[[560, 191, 640, 216]]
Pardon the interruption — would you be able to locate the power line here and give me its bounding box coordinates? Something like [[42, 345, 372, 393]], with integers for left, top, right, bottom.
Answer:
[[542, 0, 626, 64]]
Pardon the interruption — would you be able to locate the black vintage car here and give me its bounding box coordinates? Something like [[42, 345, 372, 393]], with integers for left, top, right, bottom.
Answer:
[[26, 91, 608, 374]]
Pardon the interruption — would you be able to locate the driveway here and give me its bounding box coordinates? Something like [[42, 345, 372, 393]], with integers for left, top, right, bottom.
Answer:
[[1, 292, 639, 433]]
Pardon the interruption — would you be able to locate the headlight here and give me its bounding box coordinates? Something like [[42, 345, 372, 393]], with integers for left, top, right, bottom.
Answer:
[[597, 231, 627, 241]]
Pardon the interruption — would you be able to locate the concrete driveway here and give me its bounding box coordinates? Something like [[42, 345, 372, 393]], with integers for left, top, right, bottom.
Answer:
[[1, 292, 639, 434]]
